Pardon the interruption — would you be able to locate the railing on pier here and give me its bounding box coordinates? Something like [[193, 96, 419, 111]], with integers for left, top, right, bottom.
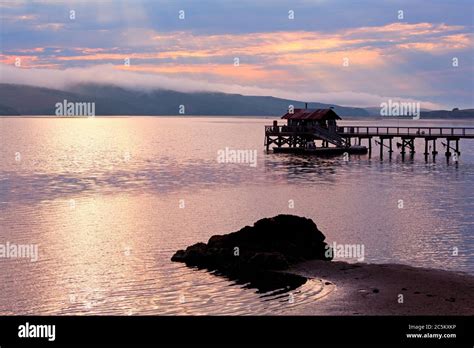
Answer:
[[337, 126, 474, 137], [265, 124, 349, 147], [265, 125, 312, 134]]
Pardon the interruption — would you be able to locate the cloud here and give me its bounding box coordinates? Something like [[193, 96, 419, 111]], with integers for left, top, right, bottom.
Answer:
[[34, 23, 65, 31], [1, 0, 472, 109]]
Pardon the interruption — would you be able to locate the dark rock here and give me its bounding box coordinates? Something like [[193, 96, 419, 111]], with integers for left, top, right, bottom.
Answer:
[[247, 252, 289, 270], [171, 242, 209, 265], [171, 215, 332, 274]]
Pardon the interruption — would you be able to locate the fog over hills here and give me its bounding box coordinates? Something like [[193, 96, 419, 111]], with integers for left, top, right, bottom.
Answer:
[[0, 83, 472, 118], [0, 83, 370, 117]]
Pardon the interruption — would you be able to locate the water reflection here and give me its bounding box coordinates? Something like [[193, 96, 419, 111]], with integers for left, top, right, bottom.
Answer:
[[0, 117, 473, 315]]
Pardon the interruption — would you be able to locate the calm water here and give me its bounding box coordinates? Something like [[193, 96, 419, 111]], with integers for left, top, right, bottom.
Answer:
[[0, 116, 473, 315]]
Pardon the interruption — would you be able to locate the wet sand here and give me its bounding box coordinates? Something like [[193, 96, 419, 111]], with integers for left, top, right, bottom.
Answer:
[[286, 260, 474, 315]]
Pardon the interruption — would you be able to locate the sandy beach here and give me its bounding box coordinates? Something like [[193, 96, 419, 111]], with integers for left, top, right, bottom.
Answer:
[[287, 260, 474, 315]]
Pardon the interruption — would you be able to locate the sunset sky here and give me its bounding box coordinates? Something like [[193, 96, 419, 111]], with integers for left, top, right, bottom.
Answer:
[[1, 0, 473, 108]]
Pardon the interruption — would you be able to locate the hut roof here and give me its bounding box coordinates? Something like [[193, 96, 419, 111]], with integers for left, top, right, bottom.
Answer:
[[281, 108, 341, 121]]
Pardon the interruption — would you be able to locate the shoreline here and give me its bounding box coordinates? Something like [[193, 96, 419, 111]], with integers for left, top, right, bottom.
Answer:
[[285, 260, 474, 315]]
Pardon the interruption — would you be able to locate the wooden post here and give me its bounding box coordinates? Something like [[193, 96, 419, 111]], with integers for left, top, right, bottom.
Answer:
[[424, 139, 428, 155], [368, 137, 372, 152], [432, 139, 437, 155], [379, 138, 383, 158], [446, 139, 451, 156], [455, 139, 460, 155], [410, 139, 415, 154], [389, 138, 393, 153]]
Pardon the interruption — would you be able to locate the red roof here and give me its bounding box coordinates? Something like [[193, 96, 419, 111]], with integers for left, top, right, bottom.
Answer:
[[281, 108, 341, 120]]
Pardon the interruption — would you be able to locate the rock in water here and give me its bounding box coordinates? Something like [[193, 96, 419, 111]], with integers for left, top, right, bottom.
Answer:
[[171, 215, 332, 273]]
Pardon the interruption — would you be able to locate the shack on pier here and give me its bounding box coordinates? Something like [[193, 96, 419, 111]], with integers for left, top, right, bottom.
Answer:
[[264, 106, 358, 153], [281, 107, 341, 133]]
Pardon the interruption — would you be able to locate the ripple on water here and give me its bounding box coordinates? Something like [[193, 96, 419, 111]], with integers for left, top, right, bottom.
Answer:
[[2, 262, 335, 316], [1, 117, 473, 315]]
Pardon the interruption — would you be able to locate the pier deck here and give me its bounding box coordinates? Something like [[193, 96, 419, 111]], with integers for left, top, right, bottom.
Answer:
[[338, 126, 474, 138]]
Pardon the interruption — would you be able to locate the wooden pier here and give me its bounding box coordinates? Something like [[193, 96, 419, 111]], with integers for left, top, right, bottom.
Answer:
[[265, 107, 474, 159], [336, 126, 474, 158]]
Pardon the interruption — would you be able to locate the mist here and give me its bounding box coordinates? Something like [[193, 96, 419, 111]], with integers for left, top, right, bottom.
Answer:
[[0, 63, 445, 109]]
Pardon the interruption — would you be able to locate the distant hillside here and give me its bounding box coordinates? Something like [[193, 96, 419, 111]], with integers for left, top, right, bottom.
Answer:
[[0, 83, 369, 117], [364, 106, 474, 119], [0, 84, 96, 115], [0, 103, 20, 115], [364, 106, 432, 117], [1, 83, 472, 118], [420, 109, 474, 119]]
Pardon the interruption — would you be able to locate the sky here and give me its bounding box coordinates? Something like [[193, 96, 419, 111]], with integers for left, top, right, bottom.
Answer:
[[1, 0, 473, 109]]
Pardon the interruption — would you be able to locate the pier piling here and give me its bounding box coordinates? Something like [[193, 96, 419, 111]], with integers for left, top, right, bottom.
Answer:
[[379, 139, 384, 158], [432, 139, 438, 155]]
